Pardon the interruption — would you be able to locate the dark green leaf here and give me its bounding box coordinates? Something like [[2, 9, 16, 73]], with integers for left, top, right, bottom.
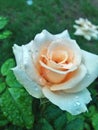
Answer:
[[0, 83, 6, 94], [44, 103, 63, 121], [0, 87, 34, 129], [0, 17, 8, 30], [1, 59, 15, 76], [0, 109, 9, 126], [4, 125, 25, 130], [54, 113, 67, 130], [35, 118, 53, 130], [84, 123, 91, 130], [65, 118, 84, 130]]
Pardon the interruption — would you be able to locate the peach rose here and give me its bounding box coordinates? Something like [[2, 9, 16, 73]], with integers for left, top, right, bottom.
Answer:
[[12, 30, 98, 115]]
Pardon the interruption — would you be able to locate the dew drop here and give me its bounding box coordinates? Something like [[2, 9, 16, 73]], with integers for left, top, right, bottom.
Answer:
[[75, 96, 79, 99], [35, 87, 39, 91], [76, 101, 81, 106]]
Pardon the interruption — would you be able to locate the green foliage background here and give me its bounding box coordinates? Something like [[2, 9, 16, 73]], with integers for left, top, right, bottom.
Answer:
[[0, 0, 98, 129]]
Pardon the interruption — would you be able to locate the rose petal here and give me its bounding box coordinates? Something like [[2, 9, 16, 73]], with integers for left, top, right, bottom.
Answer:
[[32, 30, 53, 63], [50, 64, 87, 91], [47, 39, 82, 67], [39, 60, 77, 75], [42, 87, 91, 115], [12, 66, 44, 98], [13, 44, 23, 65], [22, 43, 40, 81], [13, 41, 33, 65], [54, 30, 70, 40], [13, 42, 45, 85], [41, 55, 73, 70], [65, 50, 98, 93], [33, 30, 71, 64]]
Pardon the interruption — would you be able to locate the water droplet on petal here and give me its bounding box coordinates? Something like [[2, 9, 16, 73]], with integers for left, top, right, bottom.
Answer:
[[35, 87, 39, 91], [76, 101, 81, 106], [75, 96, 79, 99]]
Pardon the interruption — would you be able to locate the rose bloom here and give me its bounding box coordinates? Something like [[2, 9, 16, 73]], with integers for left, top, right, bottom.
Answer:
[[12, 30, 98, 115], [73, 18, 98, 40]]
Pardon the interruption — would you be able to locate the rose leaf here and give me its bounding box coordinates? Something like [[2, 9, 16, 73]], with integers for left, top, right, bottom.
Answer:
[[6, 69, 23, 88], [0, 87, 34, 129], [91, 113, 98, 130], [34, 118, 53, 130], [65, 118, 84, 130], [53, 113, 67, 130], [1, 58, 15, 76]]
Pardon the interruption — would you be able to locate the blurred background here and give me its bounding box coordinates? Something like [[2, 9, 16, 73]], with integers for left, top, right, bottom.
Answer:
[[0, 0, 98, 130]]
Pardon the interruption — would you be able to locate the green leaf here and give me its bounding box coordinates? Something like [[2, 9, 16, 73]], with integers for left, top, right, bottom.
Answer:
[[0, 17, 8, 30], [0, 109, 9, 127], [6, 70, 23, 88], [44, 103, 63, 121], [65, 118, 84, 130], [0, 87, 34, 129], [84, 105, 96, 118], [0, 83, 6, 94], [84, 123, 91, 130], [1, 58, 15, 76], [35, 118, 53, 130], [54, 113, 67, 130], [0, 30, 12, 39], [3, 125, 24, 130], [66, 112, 77, 122], [92, 113, 98, 130]]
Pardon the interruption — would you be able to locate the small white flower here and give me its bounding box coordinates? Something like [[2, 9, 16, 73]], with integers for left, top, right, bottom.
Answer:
[[73, 18, 98, 40]]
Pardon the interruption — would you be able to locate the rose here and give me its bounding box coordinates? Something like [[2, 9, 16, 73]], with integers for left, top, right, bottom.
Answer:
[[12, 30, 98, 115]]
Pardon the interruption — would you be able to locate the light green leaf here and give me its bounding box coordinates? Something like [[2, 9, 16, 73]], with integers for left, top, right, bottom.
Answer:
[[0, 87, 34, 129], [6, 70, 23, 88], [1, 58, 15, 76], [0, 17, 8, 30], [66, 112, 76, 122], [92, 113, 98, 130], [84, 105, 96, 118], [0, 30, 12, 39]]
